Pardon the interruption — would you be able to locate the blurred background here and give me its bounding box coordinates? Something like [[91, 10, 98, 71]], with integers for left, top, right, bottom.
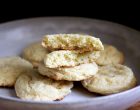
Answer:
[[0, 15, 140, 31]]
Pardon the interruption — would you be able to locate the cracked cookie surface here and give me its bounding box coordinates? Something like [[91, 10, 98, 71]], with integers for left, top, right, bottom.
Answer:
[[0, 56, 33, 87], [44, 50, 100, 68], [15, 70, 73, 101], [82, 64, 136, 95]]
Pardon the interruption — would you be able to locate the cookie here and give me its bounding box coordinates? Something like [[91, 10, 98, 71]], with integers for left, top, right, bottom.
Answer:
[[95, 44, 124, 65], [22, 42, 49, 68], [15, 70, 73, 101], [42, 34, 104, 52], [44, 50, 100, 68], [0, 56, 33, 87], [82, 64, 136, 95], [38, 63, 98, 81]]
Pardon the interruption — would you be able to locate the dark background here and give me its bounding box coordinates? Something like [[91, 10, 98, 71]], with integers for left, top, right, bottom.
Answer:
[[0, 15, 140, 31]]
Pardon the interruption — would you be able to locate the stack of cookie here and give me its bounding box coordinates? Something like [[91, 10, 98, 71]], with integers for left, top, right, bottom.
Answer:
[[17, 34, 136, 100], [15, 34, 104, 101], [38, 34, 104, 81]]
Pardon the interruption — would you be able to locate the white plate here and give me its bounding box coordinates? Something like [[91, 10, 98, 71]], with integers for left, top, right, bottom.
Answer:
[[0, 17, 140, 110]]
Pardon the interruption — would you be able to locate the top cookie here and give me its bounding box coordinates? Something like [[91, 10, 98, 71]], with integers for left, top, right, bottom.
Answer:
[[95, 44, 124, 65], [22, 42, 49, 67], [42, 34, 104, 52]]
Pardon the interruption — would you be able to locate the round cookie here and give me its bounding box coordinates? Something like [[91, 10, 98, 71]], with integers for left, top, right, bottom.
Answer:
[[22, 42, 49, 68], [15, 70, 73, 101], [82, 64, 136, 95], [42, 34, 104, 53], [38, 63, 98, 81], [44, 50, 100, 68], [95, 44, 124, 65], [0, 56, 33, 87]]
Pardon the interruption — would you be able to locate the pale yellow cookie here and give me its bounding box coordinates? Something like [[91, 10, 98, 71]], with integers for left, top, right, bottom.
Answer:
[[22, 42, 49, 68], [95, 44, 124, 65], [15, 70, 73, 101], [44, 50, 100, 68], [38, 63, 98, 81], [82, 64, 136, 95], [0, 56, 33, 87], [42, 34, 104, 52]]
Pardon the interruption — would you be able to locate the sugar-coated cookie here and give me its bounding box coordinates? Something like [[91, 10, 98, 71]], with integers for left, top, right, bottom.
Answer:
[[22, 42, 49, 68], [0, 56, 33, 87], [95, 44, 124, 65], [15, 70, 73, 101], [82, 64, 136, 95]]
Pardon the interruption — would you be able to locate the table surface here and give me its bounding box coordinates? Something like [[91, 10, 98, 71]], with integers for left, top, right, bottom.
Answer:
[[128, 102, 140, 110]]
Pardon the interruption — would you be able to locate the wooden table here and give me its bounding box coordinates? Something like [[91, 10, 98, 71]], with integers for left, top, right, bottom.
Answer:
[[128, 102, 140, 110]]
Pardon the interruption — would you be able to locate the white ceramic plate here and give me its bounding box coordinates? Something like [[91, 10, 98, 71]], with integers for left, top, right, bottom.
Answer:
[[0, 17, 140, 110]]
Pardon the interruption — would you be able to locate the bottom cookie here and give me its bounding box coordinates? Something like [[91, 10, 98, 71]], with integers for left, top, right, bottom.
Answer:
[[15, 70, 73, 101], [38, 63, 98, 81]]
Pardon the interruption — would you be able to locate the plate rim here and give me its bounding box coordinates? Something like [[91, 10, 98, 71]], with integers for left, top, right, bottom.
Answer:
[[0, 86, 139, 105]]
